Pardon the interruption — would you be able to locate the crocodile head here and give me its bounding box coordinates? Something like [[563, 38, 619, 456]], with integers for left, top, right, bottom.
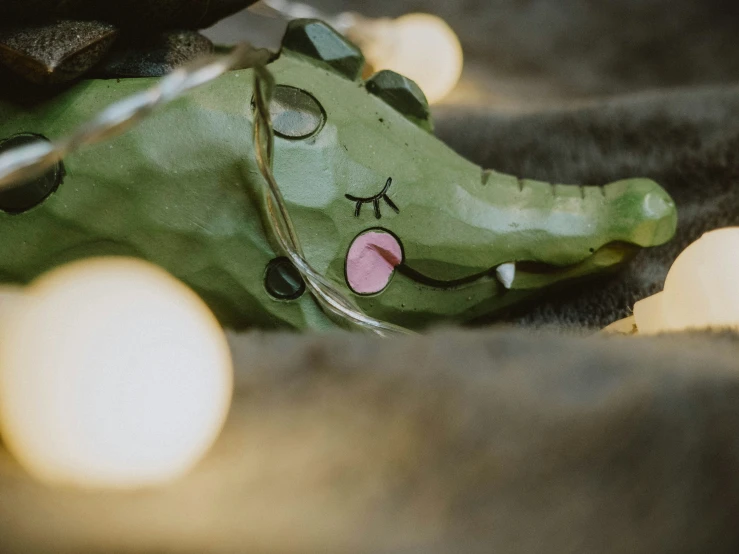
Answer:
[[0, 19, 677, 331], [266, 20, 677, 327]]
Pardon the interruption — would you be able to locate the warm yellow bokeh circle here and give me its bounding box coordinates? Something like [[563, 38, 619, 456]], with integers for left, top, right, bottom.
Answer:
[[634, 227, 739, 334], [353, 13, 464, 104], [662, 227, 739, 331], [0, 257, 233, 489]]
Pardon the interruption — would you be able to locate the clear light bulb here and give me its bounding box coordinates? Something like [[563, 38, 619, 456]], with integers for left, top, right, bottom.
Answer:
[[0, 258, 233, 489], [345, 13, 464, 105], [634, 227, 739, 334]]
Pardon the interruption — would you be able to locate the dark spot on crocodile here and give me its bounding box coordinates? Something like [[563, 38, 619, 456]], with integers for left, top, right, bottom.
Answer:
[[265, 257, 306, 301], [365, 70, 433, 133], [282, 19, 365, 80], [264, 85, 326, 140], [0, 133, 63, 214]]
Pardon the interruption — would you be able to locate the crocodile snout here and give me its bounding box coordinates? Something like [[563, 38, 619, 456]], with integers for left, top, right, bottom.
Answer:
[[604, 178, 677, 248]]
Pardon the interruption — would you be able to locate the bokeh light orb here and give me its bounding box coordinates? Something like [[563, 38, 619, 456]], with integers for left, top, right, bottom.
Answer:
[[351, 13, 464, 104], [634, 228, 739, 334], [389, 14, 464, 105], [662, 227, 739, 331], [0, 257, 233, 489]]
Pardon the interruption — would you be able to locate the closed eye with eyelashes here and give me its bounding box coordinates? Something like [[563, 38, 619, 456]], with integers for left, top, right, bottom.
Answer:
[[345, 177, 399, 219]]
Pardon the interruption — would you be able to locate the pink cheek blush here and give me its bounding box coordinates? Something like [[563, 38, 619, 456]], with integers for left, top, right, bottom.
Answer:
[[346, 231, 404, 294]]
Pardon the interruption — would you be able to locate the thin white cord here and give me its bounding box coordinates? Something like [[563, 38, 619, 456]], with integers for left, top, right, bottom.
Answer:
[[252, 66, 414, 336], [0, 43, 413, 336], [0, 43, 270, 190]]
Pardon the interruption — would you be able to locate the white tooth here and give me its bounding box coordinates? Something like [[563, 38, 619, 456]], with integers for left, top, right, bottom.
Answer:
[[496, 262, 516, 289]]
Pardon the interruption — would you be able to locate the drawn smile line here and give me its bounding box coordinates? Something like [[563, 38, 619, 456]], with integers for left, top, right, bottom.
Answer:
[[395, 246, 624, 291], [395, 263, 494, 289]]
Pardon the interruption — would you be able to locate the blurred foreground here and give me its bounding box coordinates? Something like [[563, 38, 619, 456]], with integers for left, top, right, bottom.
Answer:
[[2, 329, 739, 553]]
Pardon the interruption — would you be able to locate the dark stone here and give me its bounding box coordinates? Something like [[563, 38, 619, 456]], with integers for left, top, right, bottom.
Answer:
[[282, 19, 365, 81], [0, 20, 118, 84], [365, 70, 433, 132], [268, 85, 326, 140], [0, 134, 63, 213], [0, 1, 257, 30], [93, 31, 214, 79], [264, 257, 306, 300]]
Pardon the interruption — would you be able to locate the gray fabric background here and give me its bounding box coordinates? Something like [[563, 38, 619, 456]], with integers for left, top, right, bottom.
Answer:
[[313, 0, 739, 106], [3, 2, 739, 552]]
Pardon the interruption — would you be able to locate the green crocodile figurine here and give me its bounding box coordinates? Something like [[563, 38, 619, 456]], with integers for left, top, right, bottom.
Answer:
[[0, 18, 677, 331]]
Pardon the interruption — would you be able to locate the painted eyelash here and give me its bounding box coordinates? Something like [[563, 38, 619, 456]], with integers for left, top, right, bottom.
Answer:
[[345, 177, 400, 219]]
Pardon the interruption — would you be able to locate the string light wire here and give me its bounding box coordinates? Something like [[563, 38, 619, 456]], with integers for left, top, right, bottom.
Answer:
[[0, 43, 413, 337], [251, 66, 413, 336]]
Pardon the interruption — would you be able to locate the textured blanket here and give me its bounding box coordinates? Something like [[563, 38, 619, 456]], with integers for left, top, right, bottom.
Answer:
[[2, 1, 739, 552]]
